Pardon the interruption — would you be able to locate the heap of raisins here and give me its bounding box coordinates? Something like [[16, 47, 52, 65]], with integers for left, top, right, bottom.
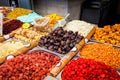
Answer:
[[62, 58, 120, 80], [38, 27, 83, 54]]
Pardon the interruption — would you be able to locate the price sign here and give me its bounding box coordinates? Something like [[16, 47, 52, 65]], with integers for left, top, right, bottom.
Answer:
[[0, 12, 3, 35]]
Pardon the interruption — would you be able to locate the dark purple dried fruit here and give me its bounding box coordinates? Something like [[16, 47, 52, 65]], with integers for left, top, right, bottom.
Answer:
[[38, 27, 84, 54]]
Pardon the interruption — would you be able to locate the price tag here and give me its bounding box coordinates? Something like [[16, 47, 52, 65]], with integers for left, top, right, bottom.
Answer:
[[0, 12, 3, 35]]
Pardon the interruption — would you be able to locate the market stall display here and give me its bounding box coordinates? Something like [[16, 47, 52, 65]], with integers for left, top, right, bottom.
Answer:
[[62, 58, 120, 80], [14, 27, 48, 43], [0, 38, 30, 63], [38, 27, 83, 54], [6, 8, 32, 19], [79, 43, 120, 68], [94, 24, 120, 46], [0, 6, 120, 80], [0, 50, 60, 80]]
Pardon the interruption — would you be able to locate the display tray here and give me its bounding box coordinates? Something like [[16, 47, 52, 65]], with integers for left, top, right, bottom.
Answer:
[[63, 20, 96, 38], [0, 38, 37, 64], [38, 27, 84, 55], [0, 19, 24, 42], [0, 48, 60, 80], [90, 25, 120, 47], [13, 26, 49, 43], [5, 8, 33, 19], [47, 56, 120, 80], [26, 48, 61, 80]]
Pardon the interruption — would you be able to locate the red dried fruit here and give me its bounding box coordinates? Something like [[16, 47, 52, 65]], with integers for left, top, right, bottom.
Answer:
[[3, 20, 23, 34], [62, 58, 120, 80], [0, 50, 60, 80]]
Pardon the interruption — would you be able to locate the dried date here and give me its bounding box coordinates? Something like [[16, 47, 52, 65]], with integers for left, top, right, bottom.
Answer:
[[38, 27, 83, 54]]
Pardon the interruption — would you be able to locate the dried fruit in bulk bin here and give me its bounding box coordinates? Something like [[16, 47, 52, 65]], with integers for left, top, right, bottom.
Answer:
[[14, 27, 48, 43], [94, 24, 120, 46], [6, 8, 32, 19], [38, 27, 84, 54], [3, 20, 24, 35], [0, 50, 60, 80], [64, 20, 95, 37], [80, 43, 120, 68], [43, 13, 65, 32], [45, 13, 64, 24], [0, 39, 26, 63], [62, 58, 120, 80]]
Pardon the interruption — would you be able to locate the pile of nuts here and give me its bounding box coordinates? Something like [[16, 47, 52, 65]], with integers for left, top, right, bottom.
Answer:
[[62, 58, 120, 80], [80, 43, 120, 68], [94, 24, 120, 46], [38, 27, 83, 54]]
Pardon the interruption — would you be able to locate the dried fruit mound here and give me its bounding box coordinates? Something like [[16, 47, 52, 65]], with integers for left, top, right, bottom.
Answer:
[[3, 20, 24, 34], [0, 50, 60, 80], [62, 58, 120, 80], [94, 24, 120, 46], [80, 43, 120, 68], [39, 27, 83, 54]]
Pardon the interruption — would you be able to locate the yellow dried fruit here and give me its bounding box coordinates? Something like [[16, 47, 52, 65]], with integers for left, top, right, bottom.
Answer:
[[6, 8, 32, 19], [94, 24, 120, 46]]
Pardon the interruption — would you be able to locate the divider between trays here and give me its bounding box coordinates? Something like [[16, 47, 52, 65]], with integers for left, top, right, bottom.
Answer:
[[48, 26, 96, 77], [0, 27, 22, 42], [49, 38, 85, 77]]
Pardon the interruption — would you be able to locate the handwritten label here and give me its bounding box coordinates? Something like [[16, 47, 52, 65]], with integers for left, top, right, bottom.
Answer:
[[0, 12, 3, 35]]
